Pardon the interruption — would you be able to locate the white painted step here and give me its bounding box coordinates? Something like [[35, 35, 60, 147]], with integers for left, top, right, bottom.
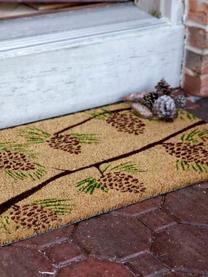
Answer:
[[0, 3, 184, 129], [0, 3, 156, 41]]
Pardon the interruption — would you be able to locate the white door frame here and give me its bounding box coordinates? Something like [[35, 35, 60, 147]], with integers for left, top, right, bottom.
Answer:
[[160, 0, 184, 24], [135, 0, 184, 24]]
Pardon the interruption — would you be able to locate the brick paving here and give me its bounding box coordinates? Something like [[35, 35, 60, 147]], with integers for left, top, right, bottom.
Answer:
[[0, 99, 207, 277]]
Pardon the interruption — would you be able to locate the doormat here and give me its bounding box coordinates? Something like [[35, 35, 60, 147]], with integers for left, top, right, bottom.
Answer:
[[0, 103, 207, 245]]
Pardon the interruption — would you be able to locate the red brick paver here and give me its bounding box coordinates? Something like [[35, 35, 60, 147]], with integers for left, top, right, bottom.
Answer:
[[0, 99, 207, 277], [57, 258, 135, 277], [152, 224, 208, 274], [75, 214, 151, 259]]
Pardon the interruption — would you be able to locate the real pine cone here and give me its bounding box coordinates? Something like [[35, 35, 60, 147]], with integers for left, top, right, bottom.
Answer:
[[153, 95, 176, 120], [47, 134, 81, 154], [98, 172, 146, 193], [106, 112, 145, 135], [0, 150, 35, 171], [174, 95, 187, 108], [10, 204, 60, 231], [163, 142, 208, 164], [155, 79, 172, 95], [141, 92, 159, 109], [131, 102, 153, 119]]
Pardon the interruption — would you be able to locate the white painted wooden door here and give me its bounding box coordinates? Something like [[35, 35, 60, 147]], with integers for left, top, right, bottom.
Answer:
[[0, 1, 184, 128]]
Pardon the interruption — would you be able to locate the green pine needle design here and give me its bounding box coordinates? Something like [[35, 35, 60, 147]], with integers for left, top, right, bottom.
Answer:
[[101, 162, 145, 174], [76, 177, 108, 194], [19, 127, 51, 144], [177, 110, 198, 121], [0, 216, 11, 233], [0, 142, 35, 158], [89, 109, 111, 120], [5, 163, 46, 181], [176, 159, 208, 173], [35, 198, 73, 215], [71, 133, 99, 144], [180, 129, 208, 144], [191, 163, 208, 173]]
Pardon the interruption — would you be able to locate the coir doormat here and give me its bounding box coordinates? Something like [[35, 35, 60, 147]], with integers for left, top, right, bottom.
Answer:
[[0, 103, 207, 245]]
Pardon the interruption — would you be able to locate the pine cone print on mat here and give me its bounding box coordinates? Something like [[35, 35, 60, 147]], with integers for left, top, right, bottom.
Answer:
[[48, 134, 81, 154], [10, 204, 60, 232], [162, 128, 208, 172], [163, 142, 208, 164], [0, 142, 46, 181], [20, 127, 98, 155], [98, 172, 145, 193], [76, 162, 146, 194], [106, 112, 145, 135], [9, 199, 72, 232], [0, 151, 35, 171]]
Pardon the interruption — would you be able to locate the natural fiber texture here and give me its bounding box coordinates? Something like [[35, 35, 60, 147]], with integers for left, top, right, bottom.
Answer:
[[0, 103, 207, 245]]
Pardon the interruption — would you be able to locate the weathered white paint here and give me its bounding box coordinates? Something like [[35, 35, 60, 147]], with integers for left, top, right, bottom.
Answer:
[[160, 0, 184, 25], [135, 0, 184, 25], [0, 3, 185, 129], [134, 0, 160, 14]]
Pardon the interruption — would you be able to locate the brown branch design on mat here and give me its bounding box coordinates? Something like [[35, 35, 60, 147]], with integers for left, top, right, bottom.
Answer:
[[53, 106, 199, 137], [18, 107, 132, 156], [89, 108, 145, 135], [163, 128, 208, 173], [0, 119, 205, 216], [55, 107, 131, 135]]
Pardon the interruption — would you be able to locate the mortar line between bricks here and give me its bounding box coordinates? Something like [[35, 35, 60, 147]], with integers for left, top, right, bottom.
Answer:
[[178, 222, 208, 228], [0, 119, 205, 216], [111, 205, 159, 218], [159, 191, 194, 224], [122, 262, 138, 277], [72, 228, 91, 257], [160, 195, 166, 208], [160, 202, 182, 224], [119, 250, 150, 263], [54, 254, 86, 270], [172, 268, 208, 276], [137, 217, 155, 234], [134, 216, 164, 267], [149, 230, 184, 274], [148, 231, 174, 271]]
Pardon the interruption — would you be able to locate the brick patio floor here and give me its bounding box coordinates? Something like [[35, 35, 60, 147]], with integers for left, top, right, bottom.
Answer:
[[0, 99, 207, 277]]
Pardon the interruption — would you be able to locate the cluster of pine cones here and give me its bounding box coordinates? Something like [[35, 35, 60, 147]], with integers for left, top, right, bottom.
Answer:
[[124, 79, 187, 121]]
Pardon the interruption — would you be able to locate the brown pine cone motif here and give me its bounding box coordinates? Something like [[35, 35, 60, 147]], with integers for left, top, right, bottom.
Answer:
[[0, 151, 35, 171], [106, 112, 145, 135], [10, 204, 61, 231], [47, 134, 81, 155], [163, 142, 208, 164], [20, 128, 98, 155], [98, 172, 146, 193]]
